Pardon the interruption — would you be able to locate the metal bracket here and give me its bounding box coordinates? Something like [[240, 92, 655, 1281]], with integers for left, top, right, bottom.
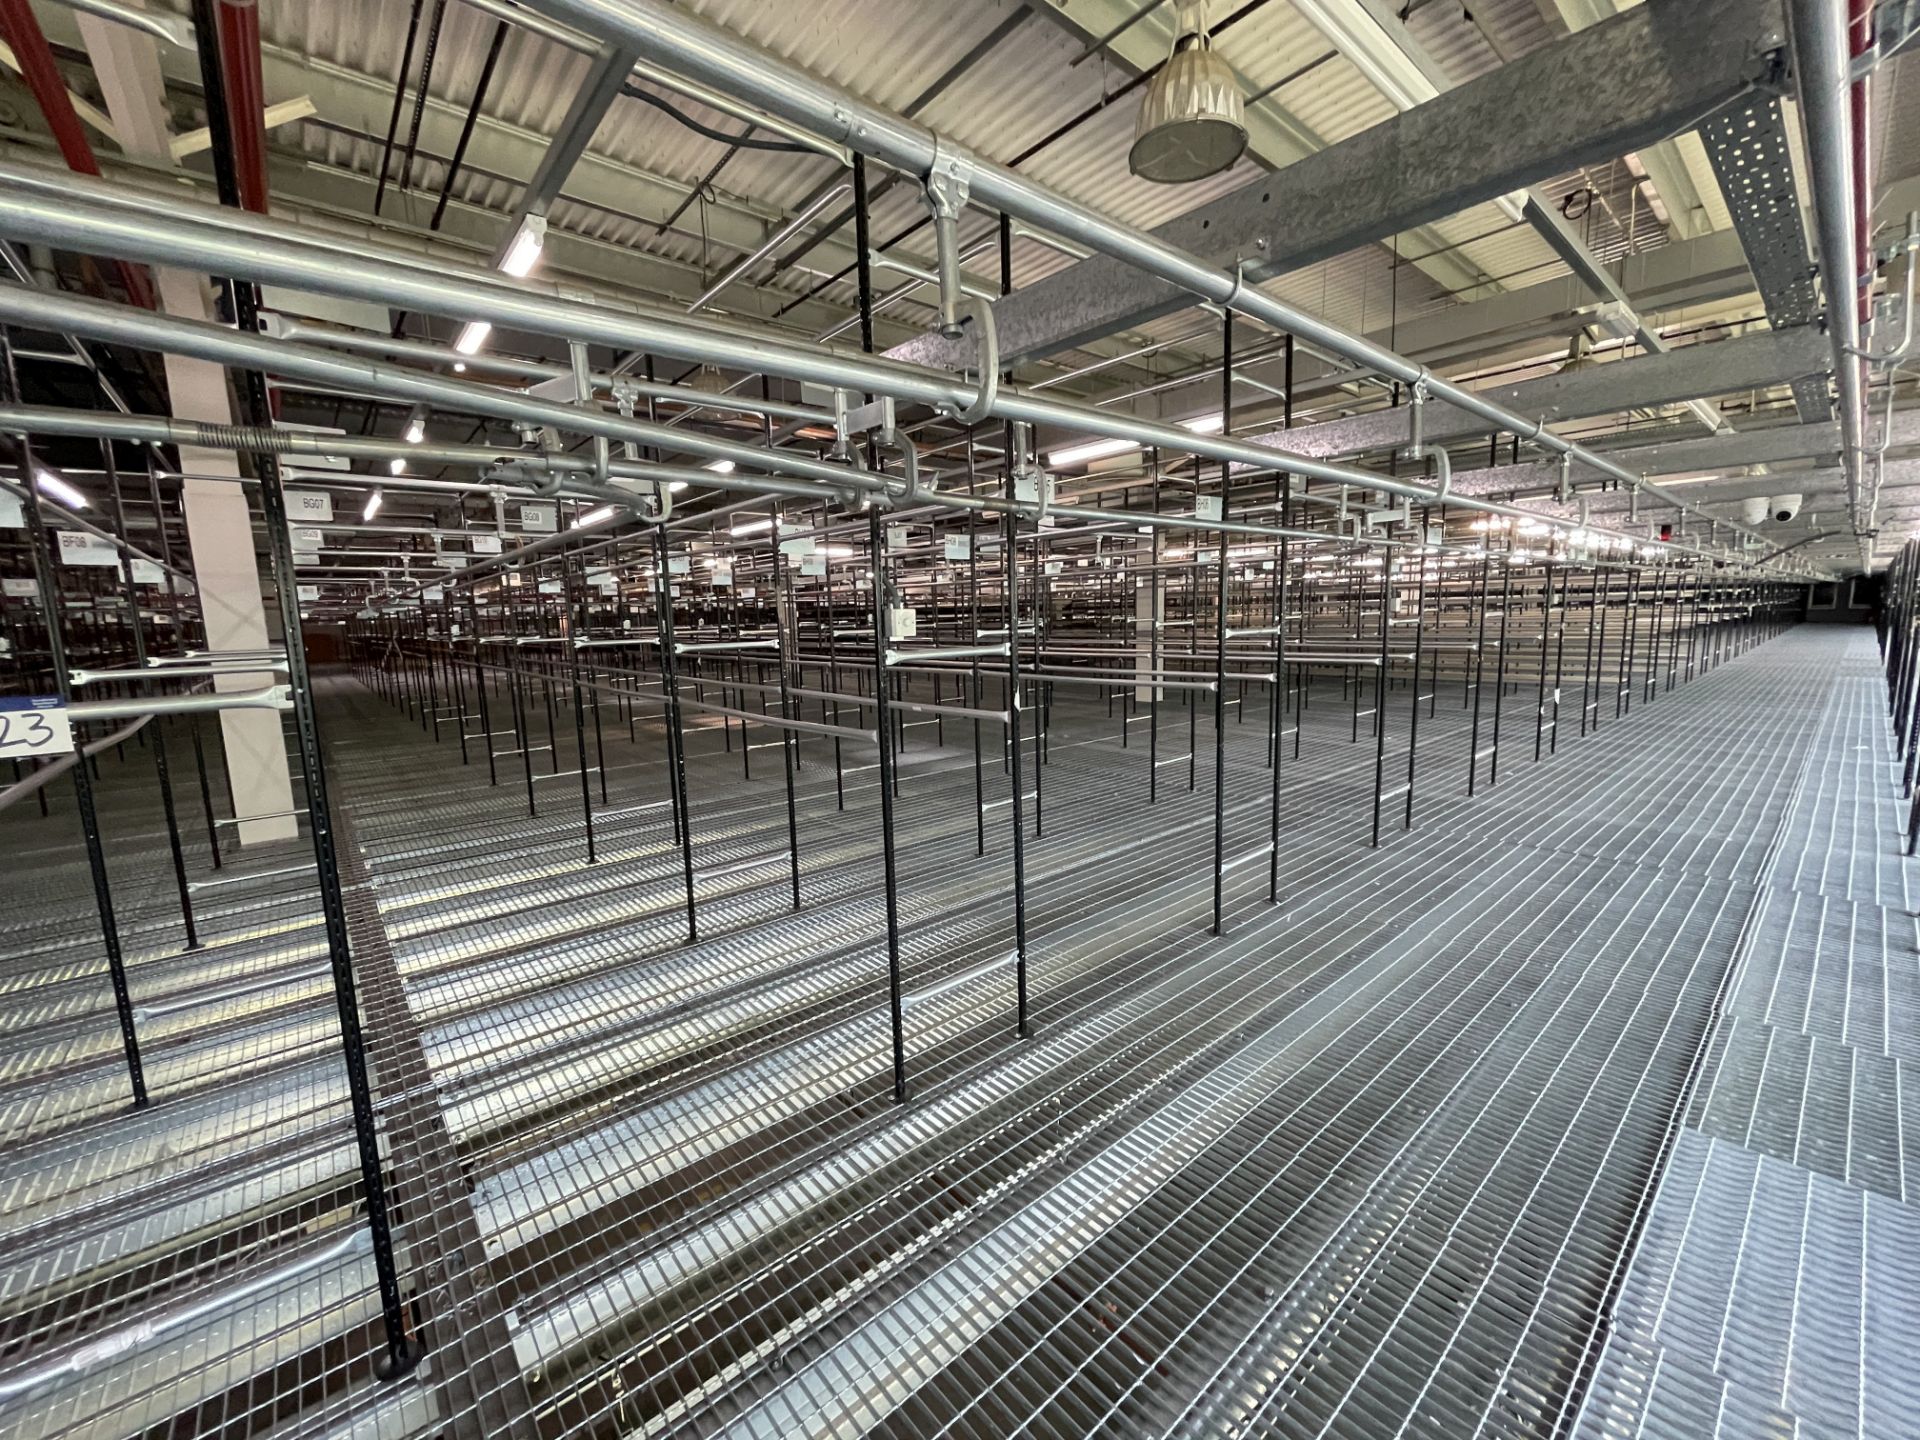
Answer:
[[923, 136, 977, 338], [932, 295, 999, 427], [610, 382, 670, 523]]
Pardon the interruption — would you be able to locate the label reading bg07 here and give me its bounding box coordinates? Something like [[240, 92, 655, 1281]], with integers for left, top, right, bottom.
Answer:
[[0, 696, 75, 757]]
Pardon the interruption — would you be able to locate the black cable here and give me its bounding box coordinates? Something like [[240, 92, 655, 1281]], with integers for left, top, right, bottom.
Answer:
[[395, 0, 449, 199], [430, 20, 506, 231], [372, 0, 424, 216], [620, 85, 814, 152]]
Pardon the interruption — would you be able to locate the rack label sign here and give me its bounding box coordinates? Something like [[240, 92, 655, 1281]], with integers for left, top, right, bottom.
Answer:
[[800, 554, 826, 577], [57, 531, 120, 567], [471, 534, 503, 555], [2, 577, 39, 598], [519, 503, 557, 533], [285, 490, 334, 522], [0, 492, 22, 528], [0, 696, 74, 757]]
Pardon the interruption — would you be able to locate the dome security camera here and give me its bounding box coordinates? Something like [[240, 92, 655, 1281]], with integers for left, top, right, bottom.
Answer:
[[1770, 493, 1803, 524]]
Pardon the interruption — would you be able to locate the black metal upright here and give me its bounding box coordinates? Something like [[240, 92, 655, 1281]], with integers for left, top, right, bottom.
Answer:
[[651, 529, 698, 940], [188, 0, 411, 1374], [3, 340, 147, 1109], [1269, 476, 1288, 901], [998, 212, 1030, 1036], [854, 157, 909, 1094], [1211, 313, 1230, 934], [104, 441, 197, 949]]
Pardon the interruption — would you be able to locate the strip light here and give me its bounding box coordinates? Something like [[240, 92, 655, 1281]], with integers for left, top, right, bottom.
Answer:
[[500, 216, 547, 279], [1047, 412, 1226, 470], [33, 468, 88, 509]]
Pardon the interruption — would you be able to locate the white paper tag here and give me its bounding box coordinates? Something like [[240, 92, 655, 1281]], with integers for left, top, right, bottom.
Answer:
[[0, 695, 74, 756], [129, 559, 166, 586], [296, 584, 320, 600], [538, 579, 562, 594], [1195, 495, 1223, 522], [0, 492, 23, 528], [284, 490, 334, 522], [57, 531, 120, 567], [2, 577, 38, 598], [944, 534, 971, 561], [471, 534, 503, 555], [801, 554, 827, 577], [780, 535, 816, 558], [889, 605, 917, 638], [668, 555, 691, 576]]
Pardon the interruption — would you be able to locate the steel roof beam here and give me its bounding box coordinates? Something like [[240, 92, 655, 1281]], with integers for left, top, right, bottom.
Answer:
[[1267, 327, 1831, 460], [888, 0, 1788, 372]]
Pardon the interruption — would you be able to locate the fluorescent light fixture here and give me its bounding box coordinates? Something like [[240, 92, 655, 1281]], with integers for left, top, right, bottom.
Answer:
[[363, 489, 383, 521], [705, 459, 736, 474], [668, 480, 689, 493], [454, 321, 492, 355], [1047, 412, 1225, 470], [573, 504, 618, 529], [500, 215, 546, 279], [732, 517, 774, 535], [389, 457, 407, 475], [1047, 435, 1139, 469], [33, 468, 88, 509], [404, 406, 427, 444], [453, 361, 467, 374]]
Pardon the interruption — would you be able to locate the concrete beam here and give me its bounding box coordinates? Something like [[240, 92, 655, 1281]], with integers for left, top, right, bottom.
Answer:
[[1268, 327, 1830, 460], [890, 0, 1786, 372]]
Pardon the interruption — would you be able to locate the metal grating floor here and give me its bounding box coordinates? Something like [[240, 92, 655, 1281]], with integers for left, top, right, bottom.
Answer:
[[1573, 635, 1920, 1440], [4, 625, 1908, 1440]]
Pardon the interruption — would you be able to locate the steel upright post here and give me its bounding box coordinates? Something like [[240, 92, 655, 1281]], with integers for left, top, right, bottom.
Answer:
[[3, 340, 147, 1109]]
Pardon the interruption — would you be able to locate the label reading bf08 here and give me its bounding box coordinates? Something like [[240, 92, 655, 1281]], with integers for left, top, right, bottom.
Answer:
[[57, 531, 120, 567], [0, 696, 74, 756]]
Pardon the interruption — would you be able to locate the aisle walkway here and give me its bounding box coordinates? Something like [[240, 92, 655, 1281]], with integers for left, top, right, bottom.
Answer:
[[1573, 632, 1920, 1440]]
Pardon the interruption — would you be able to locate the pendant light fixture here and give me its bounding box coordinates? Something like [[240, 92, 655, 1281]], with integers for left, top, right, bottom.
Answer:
[[1129, 0, 1247, 184]]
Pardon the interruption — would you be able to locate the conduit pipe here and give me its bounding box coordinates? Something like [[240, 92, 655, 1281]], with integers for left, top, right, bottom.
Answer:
[[522, 0, 1794, 562], [0, 310, 1345, 546], [267, 317, 832, 424], [0, 162, 1730, 555], [1790, 0, 1870, 563], [0, 2, 156, 308], [0, 178, 1805, 577]]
